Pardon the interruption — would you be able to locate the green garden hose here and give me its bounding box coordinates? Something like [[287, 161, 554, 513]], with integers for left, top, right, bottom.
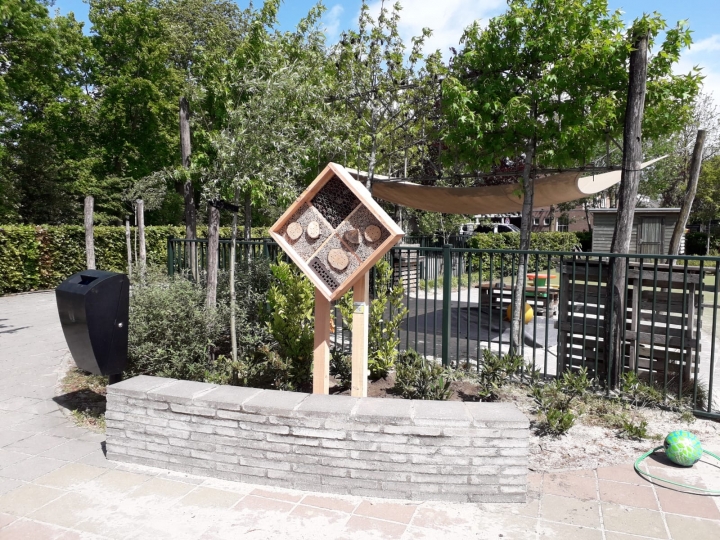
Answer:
[[634, 447, 720, 495]]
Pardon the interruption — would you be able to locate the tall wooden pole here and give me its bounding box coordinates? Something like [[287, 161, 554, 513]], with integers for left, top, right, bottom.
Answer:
[[313, 288, 331, 394], [206, 203, 220, 308], [136, 199, 146, 282], [351, 273, 370, 397], [230, 189, 240, 362], [669, 130, 707, 255], [604, 31, 649, 388], [180, 97, 197, 279], [125, 216, 132, 278], [84, 196, 95, 270]]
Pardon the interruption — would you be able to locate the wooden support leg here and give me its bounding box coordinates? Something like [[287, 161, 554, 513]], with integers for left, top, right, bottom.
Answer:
[[351, 272, 370, 397], [313, 288, 331, 395]]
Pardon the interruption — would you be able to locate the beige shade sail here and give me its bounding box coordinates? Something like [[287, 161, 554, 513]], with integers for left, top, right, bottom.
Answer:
[[366, 157, 666, 214]]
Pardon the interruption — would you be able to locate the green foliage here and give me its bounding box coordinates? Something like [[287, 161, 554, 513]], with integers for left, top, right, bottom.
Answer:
[[620, 417, 649, 440], [575, 231, 592, 252], [368, 259, 408, 380], [0, 225, 266, 295], [533, 368, 593, 435], [468, 232, 579, 279], [477, 349, 525, 402], [393, 349, 451, 401], [266, 260, 315, 390], [126, 269, 226, 380], [330, 348, 352, 389]]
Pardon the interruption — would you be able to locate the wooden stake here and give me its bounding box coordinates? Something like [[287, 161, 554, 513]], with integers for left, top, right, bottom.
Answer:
[[206, 203, 220, 308], [313, 287, 331, 394], [669, 130, 707, 255], [180, 97, 197, 279], [84, 196, 95, 270], [351, 272, 370, 397], [125, 217, 132, 278], [136, 200, 146, 281]]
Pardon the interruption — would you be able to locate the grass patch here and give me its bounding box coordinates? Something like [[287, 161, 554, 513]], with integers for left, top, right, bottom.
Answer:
[[59, 368, 107, 432]]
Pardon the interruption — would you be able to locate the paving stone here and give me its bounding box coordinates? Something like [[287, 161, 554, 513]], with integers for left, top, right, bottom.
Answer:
[[598, 480, 658, 510], [539, 494, 600, 528], [127, 478, 196, 502], [39, 439, 99, 462], [664, 514, 720, 540], [27, 492, 96, 529], [0, 430, 34, 448], [354, 500, 418, 524], [0, 484, 64, 516], [655, 485, 720, 520], [0, 455, 66, 481], [342, 515, 407, 539], [601, 503, 668, 538], [543, 471, 598, 501], [596, 464, 649, 486], [233, 495, 295, 514], [33, 463, 107, 489], [0, 518, 66, 540], [537, 521, 603, 540], [251, 488, 304, 503], [178, 487, 243, 508], [299, 494, 358, 514]]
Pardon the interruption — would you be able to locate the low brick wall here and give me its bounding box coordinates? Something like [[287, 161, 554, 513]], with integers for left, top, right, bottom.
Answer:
[[105, 376, 529, 503]]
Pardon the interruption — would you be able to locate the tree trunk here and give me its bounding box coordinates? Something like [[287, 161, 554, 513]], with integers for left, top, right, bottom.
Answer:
[[584, 201, 593, 234], [669, 130, 707, 255], [707, 218, 712, 255], [511, 137, 536, 352], [84, 196, 95, 270], [604, 31, 649, 388], [180, 97, 197, 279], [137, 199, 146, 282], [206, 203, 220, 308], [244, 191, 251, 241], [230, 189, 240, 363], [125, 217, 132, 279]]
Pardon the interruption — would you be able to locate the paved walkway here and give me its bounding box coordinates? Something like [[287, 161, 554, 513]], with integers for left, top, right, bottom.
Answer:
[[0, 291, 719, 539]]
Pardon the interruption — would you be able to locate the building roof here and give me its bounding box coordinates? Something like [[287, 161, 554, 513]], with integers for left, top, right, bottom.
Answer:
[[588, 208, 681, 214]]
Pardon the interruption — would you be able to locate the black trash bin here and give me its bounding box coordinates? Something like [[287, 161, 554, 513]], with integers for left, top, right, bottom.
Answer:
[[56, 270, 129, 376]]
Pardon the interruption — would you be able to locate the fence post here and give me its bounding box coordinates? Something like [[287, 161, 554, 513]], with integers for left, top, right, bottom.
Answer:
[[167, 237, 174, 277], [441, 244, 452, 366]]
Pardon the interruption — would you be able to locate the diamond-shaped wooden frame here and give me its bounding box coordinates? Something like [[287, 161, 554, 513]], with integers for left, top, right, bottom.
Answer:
[[270, 163, 404, 301]]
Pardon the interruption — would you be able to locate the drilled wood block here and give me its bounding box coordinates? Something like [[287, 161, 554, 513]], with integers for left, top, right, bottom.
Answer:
[[278, 204, 331, 261]]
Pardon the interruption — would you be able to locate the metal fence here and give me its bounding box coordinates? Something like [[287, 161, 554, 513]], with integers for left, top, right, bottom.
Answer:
[[167, 237, 720, 418]]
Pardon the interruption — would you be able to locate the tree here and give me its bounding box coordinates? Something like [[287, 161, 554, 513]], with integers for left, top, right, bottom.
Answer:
[[443, 0, 701, 355], [693, 155, 720, 253]]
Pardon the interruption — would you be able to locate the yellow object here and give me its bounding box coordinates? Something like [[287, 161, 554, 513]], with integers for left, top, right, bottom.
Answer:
[[506, 303, 534, 324]]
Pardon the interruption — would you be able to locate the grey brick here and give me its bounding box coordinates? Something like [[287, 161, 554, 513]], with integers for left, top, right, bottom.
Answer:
[[323, 439, 379, 451], [383, 425, 442, 436], [349, 450, 407, 464], [292, 463, 346, 477], [169, 403, 216, 417], [349, 487, 409, 499], [290, 426, 345, 440], [104, 410, 125, 422], [411, 473, 469, 485], [215, 462, 268, 478], [325, 419, 380, 432], [378, 443, 438, 456], [194, 385, 262, 410], [382, 481, 437, 494], [351, 432, 407, 444], [352, 398, 413, 424], [410, 454, 467, 465], [145, 425, 190, 439], [108, 375, 177, 398], [294, 394, 357, 418], [127, 446, 170, 462], [266, 434, 319, 447], [322, 475, 379, 490], [243, 389, 308, 416], [167, 455, 214, 469], [414, 436, 471, 447], [475, 438, 526, 449], [240, 423, 290, 435], [440, 447, 498, 457], [320, 457, 375, 471], [125, 413, 167, 428], [471, 456, 524, 466], [148, 380, 217, 405], [499, 475, 526, 485], [500, 485, 527, 494], [239, 456, 291, 472], [216, 409, 267, 423], [470, 493, 525, 503], [126, 431, 167, 445], [464, 402, 528, 427], [499, 448, 529, 457], [293, 445, 347, 459], [412, 400, 471, 427], [190, 449, 237, 464], [268, 451, 319, 465], [349, 469, 411, 482], [128, 398, 169, 410]]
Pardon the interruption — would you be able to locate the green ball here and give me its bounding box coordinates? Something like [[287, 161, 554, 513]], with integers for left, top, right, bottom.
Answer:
[[664, 430, 702, 467]]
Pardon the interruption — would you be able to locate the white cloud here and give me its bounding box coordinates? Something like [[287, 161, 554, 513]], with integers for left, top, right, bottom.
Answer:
[[679, 34, 720, 105], [690, 34, 720, 53], [322, 4, 344, 43], [367, 0, 506, 58]]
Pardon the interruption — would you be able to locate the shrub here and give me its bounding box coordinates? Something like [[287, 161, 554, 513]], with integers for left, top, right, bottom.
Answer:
[[575, 231, 592, 252], [394, 349, 451, 400], [0, 224, 268, 294], [126, 268, 227, 380], [532, 368, 592, 435], [266, 260, 315, 390], [330, 348, 352, 389], [476, 349, 524, 401]]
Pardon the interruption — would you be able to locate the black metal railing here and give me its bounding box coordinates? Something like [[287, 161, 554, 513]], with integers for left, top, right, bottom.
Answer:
[[166, 237, 720, 418]]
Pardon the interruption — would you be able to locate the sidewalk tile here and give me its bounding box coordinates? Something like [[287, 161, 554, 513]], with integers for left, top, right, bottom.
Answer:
[[290, 504, 349, 525], [342, 515, 407, 539], [598, 480, 659, 510], [251, 487, 303, 503], [0, 513, 15, 529], [0, 456, 65, 481], [355, 500, 418, 524], [234, 495, 294, 514], [665, 514, 720, 540], [34, 463, 107, 489], [601, 503, 667, 538], [0, 519, 65, 540], [0, 484, 64, 516], [39, 439, 99, 462], [410, 505, 474, 531], [178, 487, 242, 509], [27, 492, 95, 528], [539, 494, 600, 528], [597, 464, 649, 486], [4, 434, 68, 455], [537, 521, 602, 539], [299, 494, 358, 514], [543, 471, 598, 500], [656, 487, 720, 520]]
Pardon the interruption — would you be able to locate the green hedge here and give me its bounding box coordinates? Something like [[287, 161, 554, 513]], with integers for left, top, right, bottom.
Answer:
[[0, 225, 267, 295], [467, 232, 580, 280]]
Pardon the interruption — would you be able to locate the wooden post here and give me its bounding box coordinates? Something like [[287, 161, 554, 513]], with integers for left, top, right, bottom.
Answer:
[[313, 288, 331, 394], [230, 189, 240, 363], [180, 97, 197, 278], [604, 30, 649, 388], [136, 199, 146, 281], [84, 196, 95, 270], [206, 203, 220, 308], [669, 130, 707, 255], [351, 272, 370, 397], [125, 216, 132, 278]]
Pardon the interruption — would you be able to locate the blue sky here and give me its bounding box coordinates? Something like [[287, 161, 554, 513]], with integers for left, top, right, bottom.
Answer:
[[51, 0, 720, 100]]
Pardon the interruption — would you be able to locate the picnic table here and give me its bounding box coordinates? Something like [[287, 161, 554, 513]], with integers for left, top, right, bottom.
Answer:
[[477, 281, 560, 317]]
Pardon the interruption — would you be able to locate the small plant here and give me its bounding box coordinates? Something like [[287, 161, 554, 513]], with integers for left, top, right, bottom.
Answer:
[[330, 348, 352, 389], [394, 349, 452, 400], [476, 349, 524, 401], [620, 416, 649, 440], [532, 368, 592, 436]]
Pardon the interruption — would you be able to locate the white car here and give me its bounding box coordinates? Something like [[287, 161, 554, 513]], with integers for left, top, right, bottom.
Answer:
[[460, 223, 520, 235]]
